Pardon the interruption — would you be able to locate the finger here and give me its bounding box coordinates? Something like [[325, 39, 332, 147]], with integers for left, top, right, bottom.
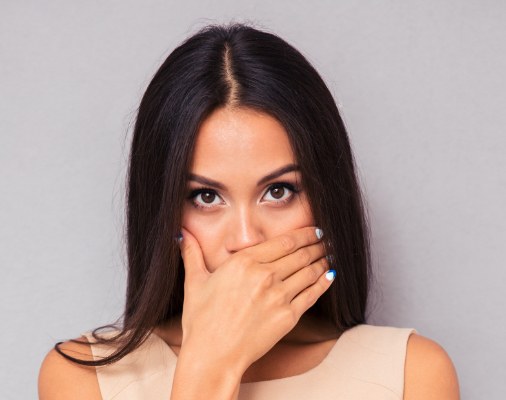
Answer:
[[179, 227, 210, 285], [289, 266, 336, 318], [282, 256, 329, 301], [246, 226, 323, 263], [271, 241, 326, 281]]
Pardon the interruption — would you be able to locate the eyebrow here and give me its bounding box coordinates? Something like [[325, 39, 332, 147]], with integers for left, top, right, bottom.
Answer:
[[187, 163, 300, 190]]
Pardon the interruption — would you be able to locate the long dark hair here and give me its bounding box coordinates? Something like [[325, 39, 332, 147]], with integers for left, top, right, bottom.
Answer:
[[55, 22, 372, 366]]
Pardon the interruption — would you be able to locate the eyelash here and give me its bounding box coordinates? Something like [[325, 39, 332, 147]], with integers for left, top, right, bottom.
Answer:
[[187, 182, 301, 210]]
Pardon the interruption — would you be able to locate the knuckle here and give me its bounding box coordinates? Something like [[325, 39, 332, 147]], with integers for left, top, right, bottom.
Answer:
[[180, 242, 192, 257], [235, 253, 254, 268], [320, 257, 329, 271], [274, 307, 297, 332], [257, 269, 276, 289], [298, 248, 312, 266], [181, 246, 196, 263], [304, 288, 317, 307], [283, 307, 299, 327], [238, 247, 251, 259], [304, 265, 318, 282], [250, 269, 277, 300], [319, 242, 327, 256], [279, 235, 296, 252], [270, 285, 287, 307]]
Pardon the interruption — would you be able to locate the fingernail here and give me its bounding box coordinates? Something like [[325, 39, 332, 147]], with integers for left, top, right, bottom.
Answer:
[[325, 269, 336, 281], [175, 232, 183, 243], [315, 228, 324, 239]]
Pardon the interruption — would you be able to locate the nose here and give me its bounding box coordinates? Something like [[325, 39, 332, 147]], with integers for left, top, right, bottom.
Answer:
[[225, 206, 265, 254]]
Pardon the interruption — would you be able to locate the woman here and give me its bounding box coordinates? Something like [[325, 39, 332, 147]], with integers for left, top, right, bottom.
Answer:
[[39, 23, 460, 399]]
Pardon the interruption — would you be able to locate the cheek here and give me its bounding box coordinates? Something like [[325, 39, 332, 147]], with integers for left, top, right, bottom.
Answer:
[[180, 195, 315, 270], [266, 196, 315, 237], [181, 206, 225, 272]]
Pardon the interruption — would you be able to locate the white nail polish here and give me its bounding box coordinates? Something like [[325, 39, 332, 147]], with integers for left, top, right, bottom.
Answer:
[[325, 269, 336, 281]]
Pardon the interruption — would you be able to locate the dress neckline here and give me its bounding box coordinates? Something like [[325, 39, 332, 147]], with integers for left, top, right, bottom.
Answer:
[[150, 324, 362, 385]]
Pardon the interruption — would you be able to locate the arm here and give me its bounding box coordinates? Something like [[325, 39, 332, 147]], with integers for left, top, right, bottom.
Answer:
[[170, 226, 332, 400], [38, 337, 102, 400], [403, 333, 460, 400], [170, 343, 243, 400], [40, 337, 243, 400]]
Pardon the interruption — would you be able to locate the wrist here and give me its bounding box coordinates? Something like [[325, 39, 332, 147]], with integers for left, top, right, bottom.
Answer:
[[171, 347, 243, 400], [179, 337, 250, 381], [177, 342, 246, 380]]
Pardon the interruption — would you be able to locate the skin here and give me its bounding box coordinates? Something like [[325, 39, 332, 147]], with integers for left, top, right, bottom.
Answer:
[[163, 106, 340, 382], [38, 106, 460, 399], [181, 106, 315, 272]]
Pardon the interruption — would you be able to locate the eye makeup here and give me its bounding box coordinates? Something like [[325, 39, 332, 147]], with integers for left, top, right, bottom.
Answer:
[[186, 181, 302, 210]]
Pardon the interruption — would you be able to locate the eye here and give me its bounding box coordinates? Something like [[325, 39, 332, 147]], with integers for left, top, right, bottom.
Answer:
[[188, 189, 224, 209], [261, 182, 300, 205]]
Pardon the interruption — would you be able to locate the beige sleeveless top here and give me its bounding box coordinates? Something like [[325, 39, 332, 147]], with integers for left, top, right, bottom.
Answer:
[[82, 324, 416, 400]]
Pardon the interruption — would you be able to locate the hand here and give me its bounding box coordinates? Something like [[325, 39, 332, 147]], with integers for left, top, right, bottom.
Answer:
[[177, 226, 335, 374]]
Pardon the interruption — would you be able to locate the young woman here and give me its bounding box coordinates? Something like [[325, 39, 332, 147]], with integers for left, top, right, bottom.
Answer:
[[39, 23, 460, 399]]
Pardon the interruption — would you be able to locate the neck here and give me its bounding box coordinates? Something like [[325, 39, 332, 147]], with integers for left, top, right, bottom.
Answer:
[[154, 312, 339, 347]]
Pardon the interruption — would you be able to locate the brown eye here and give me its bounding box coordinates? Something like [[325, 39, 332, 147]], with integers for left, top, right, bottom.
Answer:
[[201, 192, 216, 203], [188, 188, 223, 209], [262, 183, 298, 204], [270, 186, 285, 199]]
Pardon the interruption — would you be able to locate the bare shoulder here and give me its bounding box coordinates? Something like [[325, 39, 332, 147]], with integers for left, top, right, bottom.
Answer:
[[404, 333, 460, 400], [38, 336, 102, 400]]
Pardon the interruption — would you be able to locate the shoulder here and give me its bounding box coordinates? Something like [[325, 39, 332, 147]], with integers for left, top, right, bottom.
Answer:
[[343, 323, 416, 352], [403, 333, 460, 400], [38, 335, 102, 400]]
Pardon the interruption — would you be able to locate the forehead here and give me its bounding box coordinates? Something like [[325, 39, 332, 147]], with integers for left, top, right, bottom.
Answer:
[[190, 107, 296, 174]]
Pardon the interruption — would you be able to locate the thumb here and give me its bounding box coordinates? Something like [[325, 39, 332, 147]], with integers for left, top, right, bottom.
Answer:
[[178, 227, 209, 286]]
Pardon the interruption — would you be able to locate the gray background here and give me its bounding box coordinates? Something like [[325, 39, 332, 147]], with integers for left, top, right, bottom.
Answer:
[[1, 1, 505, 399]]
